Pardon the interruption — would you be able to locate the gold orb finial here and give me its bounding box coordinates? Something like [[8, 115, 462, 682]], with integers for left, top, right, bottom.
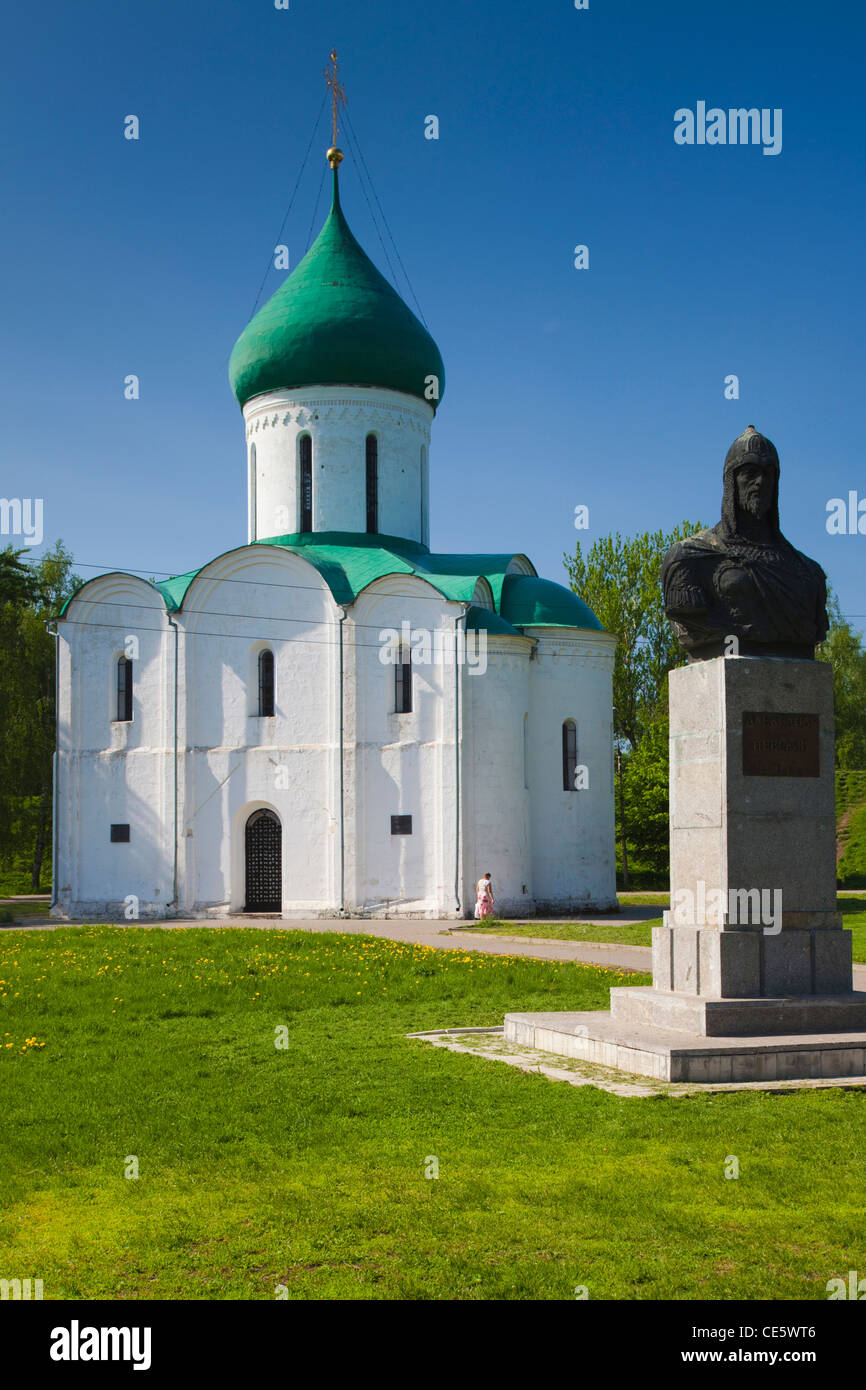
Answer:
[[327, 146, 344, 169]]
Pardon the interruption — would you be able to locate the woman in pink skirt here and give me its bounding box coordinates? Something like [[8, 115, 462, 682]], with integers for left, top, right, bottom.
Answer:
[[475, 872, 495, 919]]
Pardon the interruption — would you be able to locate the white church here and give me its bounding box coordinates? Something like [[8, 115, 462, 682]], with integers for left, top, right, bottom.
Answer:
[[52, 139, 617, 921]]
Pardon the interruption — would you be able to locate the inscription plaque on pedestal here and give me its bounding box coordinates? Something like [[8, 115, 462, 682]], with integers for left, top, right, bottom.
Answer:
[[742, 711, 820, 777]]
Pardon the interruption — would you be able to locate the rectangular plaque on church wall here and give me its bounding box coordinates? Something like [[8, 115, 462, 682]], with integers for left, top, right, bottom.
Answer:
[[742, 711, 820, 777], [390, 815, 413, 835]]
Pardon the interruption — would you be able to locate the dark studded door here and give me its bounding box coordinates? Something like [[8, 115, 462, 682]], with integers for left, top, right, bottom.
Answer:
[[244, 809, 282, 912]]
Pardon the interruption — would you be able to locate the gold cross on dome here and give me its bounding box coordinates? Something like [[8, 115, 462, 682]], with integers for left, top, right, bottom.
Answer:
[[324, 49, 347, 148]]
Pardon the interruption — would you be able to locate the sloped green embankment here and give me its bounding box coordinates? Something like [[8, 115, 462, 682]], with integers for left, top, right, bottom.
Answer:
[[837, 771, 866, 888]]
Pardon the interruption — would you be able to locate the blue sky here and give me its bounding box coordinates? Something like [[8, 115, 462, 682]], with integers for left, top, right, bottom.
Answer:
[[1, 0, 863, 628]]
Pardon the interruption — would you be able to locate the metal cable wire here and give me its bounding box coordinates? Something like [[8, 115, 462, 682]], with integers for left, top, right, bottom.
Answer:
[[342, 106, 429, 328], [340, 117, 402, 292], [304, 158, 329, 254], [59, 615, 479, 653], [70, 561, 480, 604], [62, 594, 478, 633], [249, 91, 329, 319]]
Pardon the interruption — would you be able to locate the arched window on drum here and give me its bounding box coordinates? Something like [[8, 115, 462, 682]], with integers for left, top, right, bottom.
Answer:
[[366, 434, 378, 533], [562, 719, 577, 791]]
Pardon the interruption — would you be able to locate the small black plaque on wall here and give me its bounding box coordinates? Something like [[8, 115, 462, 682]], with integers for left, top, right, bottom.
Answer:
[[742, 712, 820, 777], [110, 824, 131, 842], [390, 815, 413, 835]]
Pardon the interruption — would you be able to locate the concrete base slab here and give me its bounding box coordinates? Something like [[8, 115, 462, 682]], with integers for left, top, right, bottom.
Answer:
[[504, 1010, 866, 1083], [411, 1026, 866, 1095]]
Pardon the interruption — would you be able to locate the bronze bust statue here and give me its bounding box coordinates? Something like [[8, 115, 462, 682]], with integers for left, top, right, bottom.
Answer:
[[661, 427, 829, 660]]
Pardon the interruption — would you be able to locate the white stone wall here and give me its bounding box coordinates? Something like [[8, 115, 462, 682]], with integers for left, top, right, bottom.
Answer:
[[54, 558, 618, 921], [54, 550, 342, 919], [525, 628, 618, 911], [243, 386, 434, 543], [344, 576, 461, 916], [461, 637, 535, 916], [174, 547, 338, 916], [54, 575, 176, 918]]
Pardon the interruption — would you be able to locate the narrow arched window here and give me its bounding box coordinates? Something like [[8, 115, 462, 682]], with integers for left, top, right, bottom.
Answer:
[[116, 655, 133, 722], [395, 642, 412, 713], [299, 435, 312, 533], [248, 443, 257, 543], [366, 434, 378, 533], [258, 649, 275, 717], [562, 719, 577, 791]]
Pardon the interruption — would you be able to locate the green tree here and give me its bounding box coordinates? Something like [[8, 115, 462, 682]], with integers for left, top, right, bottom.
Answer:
[[0, 547, 38, 604], [0, 542, 82, 889], [563, 522, 704, 750], [564, 523, 703, 885], [818, 596, 866, 769], [620, 712, 671, 879]]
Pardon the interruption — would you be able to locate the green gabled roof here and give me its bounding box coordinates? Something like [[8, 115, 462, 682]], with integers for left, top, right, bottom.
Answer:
[[229, 168, 445, 409], [60, 535, 535, 619], [155, 567, 203, 612], [500, 574, 604, 631], [252, 531, 532, 608], [60, 537, 605, 635]]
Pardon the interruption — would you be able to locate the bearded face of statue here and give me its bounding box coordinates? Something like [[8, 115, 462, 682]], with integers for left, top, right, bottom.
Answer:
[[734, 463, 775, 522]]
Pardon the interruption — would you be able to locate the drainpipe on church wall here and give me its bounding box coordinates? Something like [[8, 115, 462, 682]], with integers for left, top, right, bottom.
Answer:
[[612, 705, 629, 891], [46, 621, 59, 909], [167, 617, 179, 913], [453, 604, 469, 914], [337, 607, 347, 915]]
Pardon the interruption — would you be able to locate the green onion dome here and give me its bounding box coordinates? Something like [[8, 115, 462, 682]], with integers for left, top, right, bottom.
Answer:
[[229, 164, 445, 409]]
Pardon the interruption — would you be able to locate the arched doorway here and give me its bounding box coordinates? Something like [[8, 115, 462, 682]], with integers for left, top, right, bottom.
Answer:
[[244, 809, 282, 912]]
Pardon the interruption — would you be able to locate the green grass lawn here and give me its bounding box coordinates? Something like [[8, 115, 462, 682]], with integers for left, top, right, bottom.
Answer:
[[618, 893, 671, 906], [1, 925, 865, 1301], [464, 919, 659, 946], [0, 899, 51, 924], [0, 872, 51, 897], [836, 771, 866, 888], [840, 897, 866, 961]]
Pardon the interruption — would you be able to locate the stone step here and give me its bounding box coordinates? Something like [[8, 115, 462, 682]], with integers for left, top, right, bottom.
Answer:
[[610, 985, 866, 1037], [503, 1010, 866, 1084]]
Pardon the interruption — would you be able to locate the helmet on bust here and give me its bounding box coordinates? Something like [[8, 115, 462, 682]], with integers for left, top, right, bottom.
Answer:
[[724, 425, 780, 475]]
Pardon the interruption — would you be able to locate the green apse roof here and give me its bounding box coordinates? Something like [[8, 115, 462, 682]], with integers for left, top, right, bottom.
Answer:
[[500, 574, 604, 630], [229, 167, 445, 408], [465, 604, 522, 636]]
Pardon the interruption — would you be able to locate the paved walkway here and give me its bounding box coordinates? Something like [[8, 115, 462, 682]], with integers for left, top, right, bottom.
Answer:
[[0, 904, 653, 973], [3, 898, 865, 986]]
